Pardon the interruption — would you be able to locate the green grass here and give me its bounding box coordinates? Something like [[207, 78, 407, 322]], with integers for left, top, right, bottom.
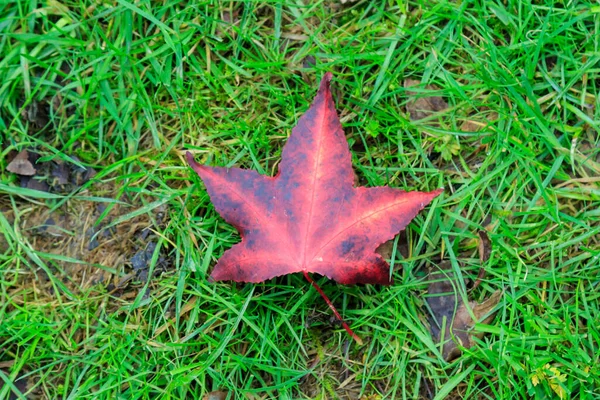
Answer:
[[1, 0, 599, 398]]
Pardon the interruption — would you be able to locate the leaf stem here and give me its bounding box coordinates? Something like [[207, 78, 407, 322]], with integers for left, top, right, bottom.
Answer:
[[303, 271, 363, 345]]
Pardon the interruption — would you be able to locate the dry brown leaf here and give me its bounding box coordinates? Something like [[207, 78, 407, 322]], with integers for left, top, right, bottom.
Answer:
[[0, 372, 29, 399], [474, 229, 493, 289], [375, 231, 409, 262], [375, 240, 395, 261], [7, 150, 36, 176], [404, 79, 448, 121], [478, 230, 492, 264], [203, 391, 228, 400], [460, 120, 485, 132], [426, 262, 502, 360]]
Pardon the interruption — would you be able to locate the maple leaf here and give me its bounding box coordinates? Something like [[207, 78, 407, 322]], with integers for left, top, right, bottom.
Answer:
[[187, 73, 442, 342]]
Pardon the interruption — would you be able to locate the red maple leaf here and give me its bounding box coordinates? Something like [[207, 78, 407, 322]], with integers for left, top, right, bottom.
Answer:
[[187, 73, 442, 343]]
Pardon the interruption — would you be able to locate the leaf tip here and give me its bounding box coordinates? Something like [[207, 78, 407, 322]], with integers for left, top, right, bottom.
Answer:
[[319, 72, 333, 91], [186, 151, 206, 176], [185, 151, 196, 166]]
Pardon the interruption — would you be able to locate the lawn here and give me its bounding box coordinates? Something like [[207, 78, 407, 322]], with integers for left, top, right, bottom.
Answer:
[[1, 0, 599, 398]]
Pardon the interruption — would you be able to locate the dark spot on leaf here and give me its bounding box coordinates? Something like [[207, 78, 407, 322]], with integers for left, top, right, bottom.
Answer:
[[340, 239, 355, 255]]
